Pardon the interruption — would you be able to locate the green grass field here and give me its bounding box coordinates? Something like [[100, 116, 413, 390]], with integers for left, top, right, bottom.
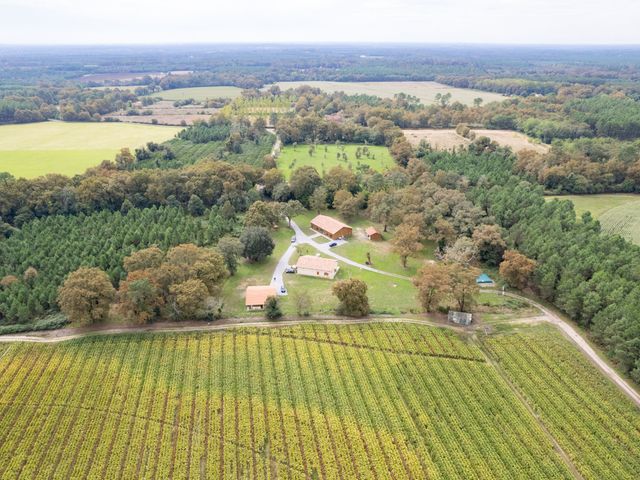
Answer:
[[546, 194, 640, 244], [151, 86, 243, 101], [0, 323, 636, 479], [278, 144, 395, 179], [0, 122, 182, 178], [281, 243, 419, 315], [268, 81, 506, 106]]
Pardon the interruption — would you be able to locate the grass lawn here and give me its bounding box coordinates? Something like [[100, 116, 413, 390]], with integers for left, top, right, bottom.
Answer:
[[546, 194, 640, 245], [150, 86, 243, 101], [277, 143, 395, 179], [221, 225, 293, 316], [267, 81, 506, 106], [333, 231, 436, 277], [294, 209, 435, 277], [280, 244, 420, 315], [0, 121, 182, 178]]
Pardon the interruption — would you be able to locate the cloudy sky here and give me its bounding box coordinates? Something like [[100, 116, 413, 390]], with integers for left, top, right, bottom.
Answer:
[[1, 0, 638, 45]]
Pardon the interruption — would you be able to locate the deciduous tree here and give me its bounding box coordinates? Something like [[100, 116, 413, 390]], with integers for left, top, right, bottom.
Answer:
[[240, 227, 275, 262], [392, 223, 423, 268], [279, 200, 305, 227], [170, 279, 208, 319], [58, 267, 115, 323], [217, 236, 244, 275], [448, 265, 480, 313], [413, 263, 451, 312], [332, 278, 369, 317], [309, 186, 329, 213], [472, 224, 507, 266], [500, 250, 537, 289], [123, 246, 164, 273]]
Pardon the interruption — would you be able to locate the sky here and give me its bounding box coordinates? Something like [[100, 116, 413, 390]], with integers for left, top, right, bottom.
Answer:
[[1, 0, 639, 45]]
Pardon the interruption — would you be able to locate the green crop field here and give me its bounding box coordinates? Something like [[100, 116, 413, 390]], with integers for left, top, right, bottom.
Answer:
[[0, 122, 182, 178], [267, 81, 506, 106], [151, 86, 244, 101], [546, 194, 640, 244], [3, 323, 633, 479], [278, 144, 395, 179]]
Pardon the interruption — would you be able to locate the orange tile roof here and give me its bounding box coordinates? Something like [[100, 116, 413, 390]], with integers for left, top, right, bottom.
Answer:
[[311, 215, 351, 235], [296, 255, 338, 272], [245, 285, 277, 306], [366, 226, 379, 236]]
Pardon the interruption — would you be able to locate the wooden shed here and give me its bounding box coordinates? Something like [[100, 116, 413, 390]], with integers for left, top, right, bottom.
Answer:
[[366, 227, 382, 241]]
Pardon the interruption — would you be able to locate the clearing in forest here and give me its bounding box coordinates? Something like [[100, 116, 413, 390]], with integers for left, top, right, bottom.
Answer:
[[404, 128, 547, 153], [0, 121, 182, 178], [3, 323, 635, 479], [277, 144, 394, 179], [267, 81, 506, 106]]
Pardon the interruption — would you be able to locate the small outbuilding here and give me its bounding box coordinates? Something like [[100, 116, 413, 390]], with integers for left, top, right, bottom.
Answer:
[[476, 273, 495, 288], [310, 214, 352, 240], [296, 255, 340, 279], [365, 226, 382, 241], [448, 311, 473, 326], [245, 285, 277, 310]]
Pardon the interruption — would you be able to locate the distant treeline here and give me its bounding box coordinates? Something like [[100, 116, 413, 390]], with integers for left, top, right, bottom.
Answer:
[[0, 86, 135, 123]]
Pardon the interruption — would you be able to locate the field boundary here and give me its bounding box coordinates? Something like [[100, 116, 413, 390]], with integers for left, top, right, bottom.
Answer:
[[2, 291, 639, 408]]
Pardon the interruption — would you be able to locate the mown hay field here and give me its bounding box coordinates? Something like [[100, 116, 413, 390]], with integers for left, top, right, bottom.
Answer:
[[0, 323, 637, 479], [0, 121, 182, 178], [404, 128, 547, 153], [268, 81, 506, 106], [546, 194, 640, 244]]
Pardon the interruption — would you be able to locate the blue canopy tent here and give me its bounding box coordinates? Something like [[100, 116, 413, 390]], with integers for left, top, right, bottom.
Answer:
[[476, 273, 494, 285]]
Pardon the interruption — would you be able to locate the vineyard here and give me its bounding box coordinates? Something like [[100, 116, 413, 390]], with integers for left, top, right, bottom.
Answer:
[[484, 327, 640, 480], [0, 323, 582, 479], [222, 96, 294, 118]]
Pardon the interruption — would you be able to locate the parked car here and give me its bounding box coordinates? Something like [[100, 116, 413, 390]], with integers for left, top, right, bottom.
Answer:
[[284, 266, 296, 274], [280, 285, 287, 294], [329, 242, 338, 247], [291, 236, 296, 243]]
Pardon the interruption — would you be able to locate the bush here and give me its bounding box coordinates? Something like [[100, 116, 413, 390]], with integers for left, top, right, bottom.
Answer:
[[264, 296, 282, 320], [0, 315, 70, 336]]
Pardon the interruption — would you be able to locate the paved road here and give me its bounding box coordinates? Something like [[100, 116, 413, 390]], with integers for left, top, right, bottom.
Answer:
[[288, 219, 411, 280], [270, 238, 296, 295], [486, 290, 640, 408]]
